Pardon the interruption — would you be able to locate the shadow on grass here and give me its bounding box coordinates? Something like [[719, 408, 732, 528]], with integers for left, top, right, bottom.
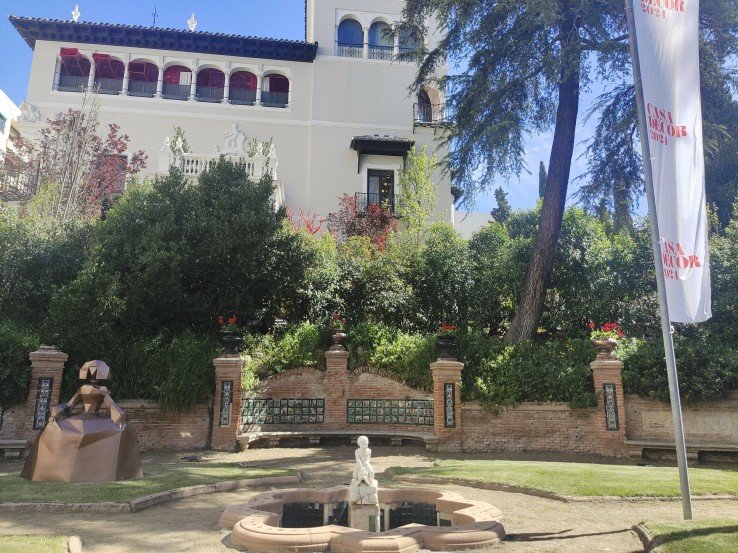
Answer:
[[652, 525, 738, 548]]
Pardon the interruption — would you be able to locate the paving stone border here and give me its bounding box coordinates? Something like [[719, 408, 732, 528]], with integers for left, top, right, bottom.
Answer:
[[0, 475, 300, 514], [385, 468, 738, 503]]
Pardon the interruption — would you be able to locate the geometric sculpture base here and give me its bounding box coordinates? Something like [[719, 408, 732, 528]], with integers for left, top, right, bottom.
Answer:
[[21, 413, 143, 482]]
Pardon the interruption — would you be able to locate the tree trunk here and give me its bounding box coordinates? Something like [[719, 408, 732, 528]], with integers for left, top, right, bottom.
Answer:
[[504, 11, 581, 343]]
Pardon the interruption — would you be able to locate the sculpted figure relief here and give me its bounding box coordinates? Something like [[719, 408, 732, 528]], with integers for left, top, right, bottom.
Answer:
[[350, 435, 378, 505]]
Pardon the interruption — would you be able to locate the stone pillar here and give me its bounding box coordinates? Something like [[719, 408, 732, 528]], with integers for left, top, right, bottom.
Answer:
[[156, 68, 163, 98], [324, 346, 349, 427], [362, 27, 369, 58], [87, 59, 96, 90], [189, 68, 197, 101], [393, 33, 400, 58], [122, 62, 130, 95], [211, 354, 243, 451], [431, 359, 463, 452], [590, 351, 629, 457], [27, 346, 68, 433], [223, 78, 230, 104], [255, 72, 262, 106]]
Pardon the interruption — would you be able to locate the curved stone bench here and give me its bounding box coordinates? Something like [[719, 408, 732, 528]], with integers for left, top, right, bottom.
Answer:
[[221, 487, 505, 552]]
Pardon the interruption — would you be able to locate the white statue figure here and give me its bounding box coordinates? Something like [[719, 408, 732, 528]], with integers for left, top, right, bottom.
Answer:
[[161, 136, 171, 151], [350, 436, 378, 504]]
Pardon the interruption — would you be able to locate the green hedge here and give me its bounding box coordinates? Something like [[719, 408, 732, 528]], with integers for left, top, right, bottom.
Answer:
[[0, 318, 40, 408]]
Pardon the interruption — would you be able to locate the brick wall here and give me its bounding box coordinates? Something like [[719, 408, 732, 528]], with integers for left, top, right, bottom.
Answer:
[[1, 400, 209, 452], [625, 391, 738, 445], [117, 400, 210, 451], [241, 362, 434, 436], [461, 402, 602, 455]]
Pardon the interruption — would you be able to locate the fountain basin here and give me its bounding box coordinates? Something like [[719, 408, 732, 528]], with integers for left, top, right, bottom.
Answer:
[[220, 487, 505, 552]]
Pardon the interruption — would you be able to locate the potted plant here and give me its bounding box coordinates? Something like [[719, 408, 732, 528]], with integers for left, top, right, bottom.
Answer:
[[330, 312, 347, 350], [217, 311, 244, 354], [436, 323, 458, 360], [589, 321, 624, 357]]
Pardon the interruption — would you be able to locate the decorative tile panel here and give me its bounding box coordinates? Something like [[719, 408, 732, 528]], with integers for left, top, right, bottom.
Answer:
[[241, 398, 325, 425], [32, 377, 53, 430], [603, 383, 620, 431], [219, 380, 233, 427], [444, 383, 456, 428], [346, 399, 434, 426]]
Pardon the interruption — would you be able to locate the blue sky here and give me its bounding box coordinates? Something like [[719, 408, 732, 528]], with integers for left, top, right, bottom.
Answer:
[[0, 0, 613, 213]]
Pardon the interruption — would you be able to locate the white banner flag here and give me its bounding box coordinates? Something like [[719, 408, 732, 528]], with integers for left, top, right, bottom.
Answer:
[[634, 0, 711, 322]]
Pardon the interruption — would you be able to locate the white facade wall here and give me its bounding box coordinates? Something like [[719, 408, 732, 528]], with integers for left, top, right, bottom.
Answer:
[[0, 90, 21, 154], [16, 0, 453, 221]]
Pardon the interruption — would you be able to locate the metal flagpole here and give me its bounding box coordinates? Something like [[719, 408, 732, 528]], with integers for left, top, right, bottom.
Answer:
[[624, 0, 693, 520]]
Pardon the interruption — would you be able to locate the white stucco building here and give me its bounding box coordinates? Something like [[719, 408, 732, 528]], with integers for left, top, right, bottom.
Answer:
[[0, 89, 21, 155], [9, 0, 454, 220]]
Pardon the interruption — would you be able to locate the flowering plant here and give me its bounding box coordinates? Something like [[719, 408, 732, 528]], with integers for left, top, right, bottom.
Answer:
[[217, 311, 240, 333], [437, 323, 458, 336], [588, 321, 624, 340], [331, 312, 347, 330]]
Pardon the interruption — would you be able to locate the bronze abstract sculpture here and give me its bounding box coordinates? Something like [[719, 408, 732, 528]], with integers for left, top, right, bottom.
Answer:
[[21, 360, 143, 482]]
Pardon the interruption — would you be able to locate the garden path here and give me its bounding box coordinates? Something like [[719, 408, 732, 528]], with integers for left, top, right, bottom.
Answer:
[[1, 445, 736, 552]]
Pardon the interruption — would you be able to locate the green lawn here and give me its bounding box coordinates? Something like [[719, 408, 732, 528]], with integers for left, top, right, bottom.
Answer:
[[390, 460, 738, 498], [0, 535, 68, 553], [645, 519, 738, 552], [0, 460, 292, 504]]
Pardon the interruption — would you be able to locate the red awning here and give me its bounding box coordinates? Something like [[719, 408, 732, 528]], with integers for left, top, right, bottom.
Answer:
[[60, 47, 79, 57], [92, 53, 111, 62]]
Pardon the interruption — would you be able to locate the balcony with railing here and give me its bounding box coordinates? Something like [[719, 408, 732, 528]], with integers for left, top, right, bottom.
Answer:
[[261, 91, 289, 108], [196, 85, 224, 103], [355, 192, 396, 215], [127, 80, 157, 97], [337, 42, 364, 58], [413, 103, 450, 126], [58, 74, 88, 92], [94, 77, 123, 95], [230, 88, 257, 106], [162, 83, 190, 100], [0, 161, 39, 202], [368, 45, 394, 61]]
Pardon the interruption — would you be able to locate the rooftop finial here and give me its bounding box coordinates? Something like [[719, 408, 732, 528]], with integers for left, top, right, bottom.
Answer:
[[187, 12, 197, 31], [71, 4, 80, 22]]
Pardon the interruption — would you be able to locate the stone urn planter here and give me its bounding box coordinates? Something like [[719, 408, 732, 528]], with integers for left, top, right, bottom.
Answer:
[[331, 328, 347, 351], [219, 331, 244, 355], [592, 338, 618, 358], [436, 334, 458, 360]]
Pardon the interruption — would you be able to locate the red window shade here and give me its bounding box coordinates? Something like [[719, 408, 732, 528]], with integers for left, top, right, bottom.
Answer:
[[92, 53, 111, 62], [269, 75, 289, 93], [60, 47, 79, 57]]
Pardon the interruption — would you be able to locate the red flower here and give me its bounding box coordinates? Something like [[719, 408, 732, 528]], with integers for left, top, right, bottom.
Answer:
[[217, 315, 224, 325], [588, 321, 595, 329], [227, 315, 237, 325], [617, 330, 625, 338]]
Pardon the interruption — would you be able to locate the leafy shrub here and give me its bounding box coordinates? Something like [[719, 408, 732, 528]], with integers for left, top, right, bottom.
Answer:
[[369, 331, 436, 390], [619, 335, 738, 403], [243, 322, 331, 378], [345, 321, 399, 369], [473, 339, 596, 408], [0, 319, 40, 408]]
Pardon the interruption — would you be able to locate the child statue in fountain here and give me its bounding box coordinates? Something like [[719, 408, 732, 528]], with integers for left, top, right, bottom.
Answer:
[[350, 435, 378, 504]]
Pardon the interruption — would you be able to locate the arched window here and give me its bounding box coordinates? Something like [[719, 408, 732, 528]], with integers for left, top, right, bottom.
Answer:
[[399, 27, 422, 56], [337, 18, 363, 58], [417, 89, 432, 122], [230, 71, 257, 105], [262, 74, 289, 108], [369, 21, 394, 60], [196, 68, 225, 102], [58, 48, 91, 92], [93, 54, 124, 95], [162, 65, 192, 100], [128, 60, 158, 97]]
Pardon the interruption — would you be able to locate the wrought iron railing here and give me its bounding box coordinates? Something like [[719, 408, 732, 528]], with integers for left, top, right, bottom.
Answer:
[[413, 103, 449, 125], [196, 86, 224, 103], [58, 74, 87, 92], [0, 161, 40, 202], [337, 42, 364, 58], [261, 91, 289, 108], [162, 83, 190, 100], [230, 88, 257, 105], [368, 44, 394, 60], [94, 77, 123, 95], [355, 192, 396, 214], [127, 80, 156, 97]]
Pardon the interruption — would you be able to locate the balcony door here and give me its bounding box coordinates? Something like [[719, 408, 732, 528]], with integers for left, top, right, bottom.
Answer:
[[367, 169, 394, 211]]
